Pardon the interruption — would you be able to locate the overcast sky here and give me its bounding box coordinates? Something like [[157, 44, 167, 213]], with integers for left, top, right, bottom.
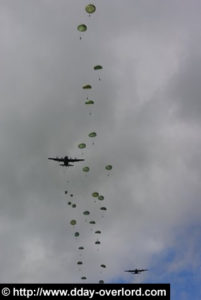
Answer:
[[0, 0, 201, 298]]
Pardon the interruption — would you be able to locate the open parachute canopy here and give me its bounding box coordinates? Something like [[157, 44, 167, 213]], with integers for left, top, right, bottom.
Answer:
[[83, 210, 90, 215], [77, 24, 87, 32], [70, 219, 76, 226], [78, 143, 86, 149], [85, 4, 96, 14], [94, 65, 103, 70], [85, 99, 94, 105], [100, 264, 106, 268], [89, 221, 96, 224], [82, 84, 92, 89], [92, 192, 99, 198], [105, 165, 112, 170], [99, 280, 104, 284], [88, 132, 97, 138], [82, 166, 90, 172], [78, 246, 84, 250], [100, 207, 107, 211]]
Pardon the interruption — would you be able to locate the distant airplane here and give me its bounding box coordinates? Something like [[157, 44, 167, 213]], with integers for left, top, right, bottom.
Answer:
[[125, 269, 148, 275], [48, 156, 84, 167]]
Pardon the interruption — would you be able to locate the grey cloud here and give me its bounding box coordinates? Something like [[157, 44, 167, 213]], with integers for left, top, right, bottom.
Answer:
[[0, 0, 201, 286]]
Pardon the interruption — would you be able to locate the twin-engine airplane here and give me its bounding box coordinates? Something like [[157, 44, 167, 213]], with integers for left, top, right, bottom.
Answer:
[[125, 269, 148, 275], [48, 156, 84, 167]]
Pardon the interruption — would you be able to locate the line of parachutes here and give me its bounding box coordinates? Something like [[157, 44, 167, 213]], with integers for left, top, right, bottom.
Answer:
[[64, 2, 113, 283]]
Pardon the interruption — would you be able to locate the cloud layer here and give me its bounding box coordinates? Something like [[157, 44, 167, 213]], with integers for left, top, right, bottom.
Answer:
[[0, 1, 201, 295]]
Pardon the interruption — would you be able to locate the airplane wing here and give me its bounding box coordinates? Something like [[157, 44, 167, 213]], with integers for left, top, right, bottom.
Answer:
[[124, 270, 133, 273], [48, 157, 64, 162], [69, 158, 85, 162]]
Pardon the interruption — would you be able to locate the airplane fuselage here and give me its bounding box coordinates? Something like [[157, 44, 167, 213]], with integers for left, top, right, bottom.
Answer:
[[48, 156, 84, 167]]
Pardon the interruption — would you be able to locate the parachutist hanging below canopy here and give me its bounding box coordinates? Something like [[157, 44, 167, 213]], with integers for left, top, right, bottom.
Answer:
[[77, 24, 87, 40], [48, 156, 84, 167], [94, 65, 103, 80]]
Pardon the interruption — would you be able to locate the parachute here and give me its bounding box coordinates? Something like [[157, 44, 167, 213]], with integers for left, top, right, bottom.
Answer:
[[88, 132, 97, 138], [77, 24, 87, 32], [85, 100, 94, 105], [94, 65, 103, 70], [94, 65, 103, 80], [100, 207, 107, 211], [63, 1, 113, 284], [82, 166, 90, 172], [100, 264, 106, 268], [78, 143, 86, 149], [78, 246, 84, 250], [92, 192, 99, 198], [105, 165, 112, 170], [83, 210, 90, 215], [70, 220, 76, 226], [82, 84, 92, 89], [85, 4, 96, 14], [89, 221, 96, 224]]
